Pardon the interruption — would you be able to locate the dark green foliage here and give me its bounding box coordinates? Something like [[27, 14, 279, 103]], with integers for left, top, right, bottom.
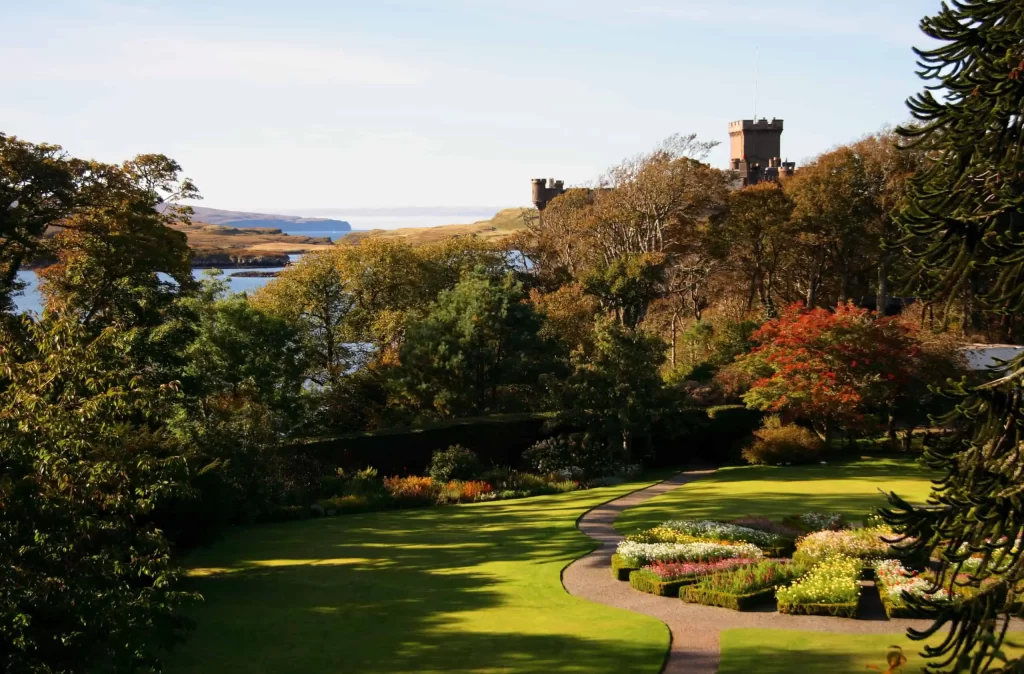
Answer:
[[882, 2, 1024, 671], [628, 570, 697, 597], [551, 320, 668, 460], [522, 434, 615, 478], [696, 405, 764, 463], [428, 445, 482, 482], [611, 554, 639, 581], [390, 270, 556, 418], [708, 320, 760, 366], [679, 586, 777, 611], [0, 317, 194, 673], [291, 413, 555, 477]]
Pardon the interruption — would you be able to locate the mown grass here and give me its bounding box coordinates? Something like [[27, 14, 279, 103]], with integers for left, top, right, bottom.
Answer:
[[720, 629, 1024, 673], [615, 457, 939, 534], [165, 479, 669, 674]]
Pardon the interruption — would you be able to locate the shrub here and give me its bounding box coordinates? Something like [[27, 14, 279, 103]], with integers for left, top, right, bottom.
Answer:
[[615, 541, 763, 567], [776, 556, 861, 616], [742, 416, 824, 465], [314, 495, 371, 514], [522, 434, 615, 478], [383, 475, 438, 506], [428, 445, 482, 482], [338, 466, 384, 499], [789, 511, 848, 532], [436, 480, 493, 504], [690, 559, 799, 595]]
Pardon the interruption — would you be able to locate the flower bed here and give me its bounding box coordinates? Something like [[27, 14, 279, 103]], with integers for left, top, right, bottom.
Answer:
[[628, 558, 760, 597], [874, 559, 949, 619], [661, 519, 791, 550], [792, 526, 905, 567], [776, 556, 861, 618], [680, 559, 803, 611], [625, 527, 733, 546], [615, 540, 763, 567]]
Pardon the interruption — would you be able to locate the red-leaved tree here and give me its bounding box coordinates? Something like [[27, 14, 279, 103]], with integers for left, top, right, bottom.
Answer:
[[728, 302, 924, 444]]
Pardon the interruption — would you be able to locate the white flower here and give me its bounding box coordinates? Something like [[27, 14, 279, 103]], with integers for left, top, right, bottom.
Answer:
[[616, 540, 763, 566]]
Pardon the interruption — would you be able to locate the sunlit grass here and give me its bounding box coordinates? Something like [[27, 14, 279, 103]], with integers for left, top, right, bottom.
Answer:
[[719, 629, 1024, 673], [166, 480, 670, 674], [615, 457, 938, 534]]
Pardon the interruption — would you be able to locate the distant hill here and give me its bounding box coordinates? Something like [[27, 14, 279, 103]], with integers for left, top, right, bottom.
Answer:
[[181, 205, 351, 232], [342, 208, 534, 246]]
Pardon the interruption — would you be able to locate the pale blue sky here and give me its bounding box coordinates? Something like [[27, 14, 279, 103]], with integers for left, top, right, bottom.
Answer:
[[3, 0, 940, 217]]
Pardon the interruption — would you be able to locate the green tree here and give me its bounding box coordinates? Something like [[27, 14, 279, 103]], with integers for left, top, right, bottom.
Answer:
[[552, 320, 667, 458], [882, 3, 1024, 671], [37, 154, 198, 327], [253, 250, 355, 390], [582, 253, 665, 330], [0, 134, 78, 313], [390, 271, 553, 418], [0, 316, 193, 673]]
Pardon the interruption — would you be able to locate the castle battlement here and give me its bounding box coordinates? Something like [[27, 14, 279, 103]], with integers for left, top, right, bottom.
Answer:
[[729, 118, 784, 132]]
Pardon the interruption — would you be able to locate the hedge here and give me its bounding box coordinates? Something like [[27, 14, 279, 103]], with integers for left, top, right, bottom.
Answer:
[[695, 405, 764, 464], [611, 554, 639, 581], [628, 570, 698, 597], [777, 601, 859, 618], [286, 413, 558, 476], [679, 586, 778, 611]]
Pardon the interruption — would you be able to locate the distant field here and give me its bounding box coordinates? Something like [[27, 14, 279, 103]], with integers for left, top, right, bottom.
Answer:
[[342, 207, 534, 246]]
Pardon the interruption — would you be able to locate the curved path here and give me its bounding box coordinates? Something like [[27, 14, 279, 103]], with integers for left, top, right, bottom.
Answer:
[[562, 469, 933, 674]]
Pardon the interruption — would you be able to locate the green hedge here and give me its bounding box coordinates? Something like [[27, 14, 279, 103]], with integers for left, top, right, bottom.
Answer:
[[287, 413, 557, 476], [611, 554, 639, 581], [696, 405, 764, 464], [628, 570, 698, 597], [777, 601, 859, 618], [679, 586, 777, 611]]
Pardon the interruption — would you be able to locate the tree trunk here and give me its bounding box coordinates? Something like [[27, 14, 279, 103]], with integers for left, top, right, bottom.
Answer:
[[887, 411, 898, 446], [901, 425, 916, 452], [877, 255, 890, 315], [670, 315, 677, 369]]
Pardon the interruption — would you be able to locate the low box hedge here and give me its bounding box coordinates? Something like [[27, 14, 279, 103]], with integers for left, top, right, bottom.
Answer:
[[679, 585, 777, 611], [777, 601, 859, 618], [611, 554, 639, 581], [629, 570, 698, 597]]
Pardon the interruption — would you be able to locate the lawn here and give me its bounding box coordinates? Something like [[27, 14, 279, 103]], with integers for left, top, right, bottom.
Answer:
[[614, 457, 938, 534], [165, 480, 669, 674], [720, 629, 1024, 673]]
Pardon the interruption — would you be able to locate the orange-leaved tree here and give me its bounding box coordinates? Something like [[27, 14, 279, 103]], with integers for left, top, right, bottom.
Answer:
[[730, 302, 924, 445]]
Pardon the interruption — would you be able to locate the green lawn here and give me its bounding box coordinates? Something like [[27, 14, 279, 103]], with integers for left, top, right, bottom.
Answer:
[[165, 480, 669, 674], [720, 629, 1024, 673], [615, 457, 938, 534]]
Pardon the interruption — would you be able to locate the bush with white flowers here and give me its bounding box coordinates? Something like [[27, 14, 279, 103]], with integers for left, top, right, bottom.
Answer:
[[615, 540, 763, 567]]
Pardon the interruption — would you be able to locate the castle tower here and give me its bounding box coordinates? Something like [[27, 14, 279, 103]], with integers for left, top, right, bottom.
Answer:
[[531, 178, 565, 212], [728, 118, 793, 186]]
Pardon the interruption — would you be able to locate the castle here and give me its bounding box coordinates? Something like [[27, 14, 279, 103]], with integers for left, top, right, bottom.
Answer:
[[531, 118, 794, 211], [728, 118, 795, 186]]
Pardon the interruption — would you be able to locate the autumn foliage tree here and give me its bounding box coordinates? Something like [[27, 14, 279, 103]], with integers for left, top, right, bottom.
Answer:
[[729, 302, 924, 444]]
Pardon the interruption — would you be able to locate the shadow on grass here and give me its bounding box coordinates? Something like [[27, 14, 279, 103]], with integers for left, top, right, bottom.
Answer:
[[166, 488, 668, 674]]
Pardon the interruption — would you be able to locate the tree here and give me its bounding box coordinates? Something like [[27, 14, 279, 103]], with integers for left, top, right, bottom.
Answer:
[[529, 282, 600, 357], [390, 271, 553, 418], [252, 250, 355, 391], [581, 253, 665, 330], [552, 320, 667, 458], [0, 316, 193, 673], [36, 154, 198, 327], [880, 3, 1024, 671], [0, 134, 78, 313], [710, 181, 794, 315], [731, 302, 922, 445]]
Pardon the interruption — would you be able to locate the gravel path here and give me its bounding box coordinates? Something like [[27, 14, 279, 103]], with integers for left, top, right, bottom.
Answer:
[[561, 469, 934, 674]]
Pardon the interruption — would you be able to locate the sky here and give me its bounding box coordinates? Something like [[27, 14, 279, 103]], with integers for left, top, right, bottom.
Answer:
[[2, 0, 943, 223]]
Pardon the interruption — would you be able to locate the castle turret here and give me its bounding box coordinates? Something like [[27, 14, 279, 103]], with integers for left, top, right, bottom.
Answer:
[[531, 178, 566, 211], [729, 118, 791, 186]]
